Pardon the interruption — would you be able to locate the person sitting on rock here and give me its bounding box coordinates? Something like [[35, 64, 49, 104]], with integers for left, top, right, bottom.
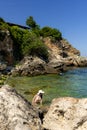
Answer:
[[32, 90, 45, 106]]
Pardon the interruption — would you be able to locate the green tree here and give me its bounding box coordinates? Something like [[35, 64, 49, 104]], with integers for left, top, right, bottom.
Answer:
[[26, 16, 40, 30], [26, 16, 36, 29]]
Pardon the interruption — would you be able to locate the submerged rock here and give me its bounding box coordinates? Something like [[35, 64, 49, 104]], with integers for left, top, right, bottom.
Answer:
[[43, 97, 87, 130], [0, 84, 42, 130]]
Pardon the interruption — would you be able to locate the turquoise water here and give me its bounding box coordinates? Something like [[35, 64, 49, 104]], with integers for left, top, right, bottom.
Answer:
[[6, 67, 87, 105]]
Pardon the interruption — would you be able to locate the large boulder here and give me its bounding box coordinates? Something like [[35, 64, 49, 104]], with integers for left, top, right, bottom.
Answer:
[[43, 97, 87, 130], [11, 56, 65, 76], [0, 84, 42, 130], [11, 56, 46, 76]]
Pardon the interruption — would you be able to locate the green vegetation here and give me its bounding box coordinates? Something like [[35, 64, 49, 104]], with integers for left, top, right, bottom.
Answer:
[[10, 26, 24, 60], [0, 17, 9, 30], [0, 74, 8, 85], [40, 26, 62, 41], [0, 16, 62, 62], [26, 16, 40, 30]]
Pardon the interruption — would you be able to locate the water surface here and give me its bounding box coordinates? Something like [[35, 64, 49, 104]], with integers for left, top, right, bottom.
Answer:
[[6, 67, 87, 105]]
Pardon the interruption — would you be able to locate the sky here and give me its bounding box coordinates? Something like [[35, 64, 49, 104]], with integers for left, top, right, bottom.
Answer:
[[0, 0, 87, 56]]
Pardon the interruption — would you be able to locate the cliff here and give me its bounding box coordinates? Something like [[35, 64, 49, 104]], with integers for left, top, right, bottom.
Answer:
[[0, 30, 13, 65], [0, 29, 87, 76]]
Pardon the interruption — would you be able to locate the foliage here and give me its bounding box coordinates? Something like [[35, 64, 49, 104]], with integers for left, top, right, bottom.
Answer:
[[26, 16, 39, 29], [10, 26, 24, 60], [22, 30, 48, 60], [0, 23, 9, 30], [26, 16, 40, 37], [40, 26, 62, 40], [0, 16, 63, 62], [10, 26, 48, 61]]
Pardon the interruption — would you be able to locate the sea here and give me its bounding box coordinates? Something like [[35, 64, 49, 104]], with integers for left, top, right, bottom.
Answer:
[[6, 67, 87, 105]]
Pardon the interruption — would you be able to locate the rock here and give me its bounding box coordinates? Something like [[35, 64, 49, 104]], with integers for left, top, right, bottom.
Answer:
[[62, 56, 87, 67], [11, 56, 66, 76], [0, 62, 7, 70], [74, 56, 87, 67], [0, 30, 14, 65], [43, 97, 87, 130], [11, 56, 46, 76], [10, 55, 87, 76], [44, 38, 80, 59], [0, 84, 42, 130]]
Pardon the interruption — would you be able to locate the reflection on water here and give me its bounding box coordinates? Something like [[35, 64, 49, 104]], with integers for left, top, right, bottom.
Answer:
[[6, 67, 87, 105]]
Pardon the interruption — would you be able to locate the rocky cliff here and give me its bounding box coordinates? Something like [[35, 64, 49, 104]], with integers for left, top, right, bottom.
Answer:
[[1, 85, 87, 130], [0, 29, 87, 76], [0, 30, 13, 65]]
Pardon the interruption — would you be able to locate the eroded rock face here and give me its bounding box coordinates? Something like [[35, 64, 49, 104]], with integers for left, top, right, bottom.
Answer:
[[0, 30, 14, 65], [10, 55, 87, 76], [0, 84, 42, 130], [43, 97, 87, 130], [11, 56, 65, 76]]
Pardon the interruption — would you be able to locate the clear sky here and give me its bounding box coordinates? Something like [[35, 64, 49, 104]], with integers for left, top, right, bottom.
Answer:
[[0, 0, 87, 56]]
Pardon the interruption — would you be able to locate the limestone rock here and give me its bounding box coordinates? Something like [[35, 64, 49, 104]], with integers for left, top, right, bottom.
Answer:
[[63, 56, 87, 67], [43, 97, 87, 130], [11, 56, 65, 76], [11, 56, 46, 76], [0, 30, 14, 65], [0, 84, 42, 130]]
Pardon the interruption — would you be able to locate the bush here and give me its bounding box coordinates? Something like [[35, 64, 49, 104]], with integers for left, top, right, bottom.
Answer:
[[10, 26, 24, 60], [9, 26, 48, 61], [22, 31, 48, 61], [40, 26, 62, 41]]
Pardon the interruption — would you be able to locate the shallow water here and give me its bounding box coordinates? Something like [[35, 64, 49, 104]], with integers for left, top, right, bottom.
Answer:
[[6, 67, 87, 105]]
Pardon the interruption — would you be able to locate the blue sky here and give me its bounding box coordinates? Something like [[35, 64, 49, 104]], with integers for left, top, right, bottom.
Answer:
[[0, 0, 87, 56]]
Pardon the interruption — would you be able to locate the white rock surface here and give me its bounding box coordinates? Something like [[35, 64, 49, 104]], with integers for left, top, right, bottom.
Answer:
[[43, 97, 87, 130], [0, 84, 41, 130]]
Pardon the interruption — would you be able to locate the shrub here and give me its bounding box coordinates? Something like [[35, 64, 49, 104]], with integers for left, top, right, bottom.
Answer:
[[10, 26, 24, 60], [22, 31, 48, 61], [40, 26, 62, 41]]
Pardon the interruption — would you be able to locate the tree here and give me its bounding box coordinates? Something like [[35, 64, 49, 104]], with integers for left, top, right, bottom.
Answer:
[[26, 16, 37, 29]]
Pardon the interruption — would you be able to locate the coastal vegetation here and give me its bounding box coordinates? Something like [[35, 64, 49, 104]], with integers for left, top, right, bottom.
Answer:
[[0, 16, 62, 61]]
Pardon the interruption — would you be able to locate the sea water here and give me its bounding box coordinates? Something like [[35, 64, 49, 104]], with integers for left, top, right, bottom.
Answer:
[[6, 67, 87, 105]]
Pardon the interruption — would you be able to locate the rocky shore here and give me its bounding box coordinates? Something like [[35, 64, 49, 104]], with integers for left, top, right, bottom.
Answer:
[[10, 55, 87, 76], [43, 97, 87, 130], [1, 23, 87, 130], [0, 84, 42, 130], [1, 84, 87, 130], [0, 30, 87, 76]]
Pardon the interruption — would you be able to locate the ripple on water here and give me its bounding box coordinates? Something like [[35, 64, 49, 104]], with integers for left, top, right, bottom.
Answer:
[[6, 67, 87, 105]]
